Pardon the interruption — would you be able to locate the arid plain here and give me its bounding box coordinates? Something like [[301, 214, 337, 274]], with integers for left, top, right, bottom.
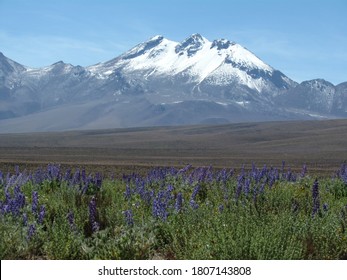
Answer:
[[1, 119, 347, 175]]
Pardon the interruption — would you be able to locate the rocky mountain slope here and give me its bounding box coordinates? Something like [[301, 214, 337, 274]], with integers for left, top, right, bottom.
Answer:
[[0, 34, 346, 132]]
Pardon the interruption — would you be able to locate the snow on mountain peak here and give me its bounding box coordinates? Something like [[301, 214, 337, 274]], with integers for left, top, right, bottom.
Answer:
[[175, 33, 208, 57], [211, 39, 235, 50], [122, 35, 165, 60], [86, 34, 284, 91]]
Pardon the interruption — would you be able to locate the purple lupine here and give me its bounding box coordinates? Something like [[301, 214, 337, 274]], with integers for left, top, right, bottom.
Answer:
[[33, 168, 45, 185], [23, 213, 28, 226], [189, 199, 199, 210], [215, 168, 233, 184], [67, 210, 76, 231], [251, 162, 261, 182], [235, 173, 244, 201], [15, 165, 20, 176], [63, 168, 72, 182], [81, 169, 87, 184], [31, 191, 39, 214], [218, 204, 224, 213], [142, 189, 154, 206], [93, 172, 103, 188], [197, 167, 209, 183], [259, 165, 268, 181], [37, 205, 46, 224], [14, 185, 25, 209], [0, 170, 3, 185], [89, 197, 99, 232], [123, 209, 134, 226], [152, 190, 170, 220], [189, 185, 200, 209], [301, 164, 308, 178], [268, 168, 277, 188], [167, 184, 174, 192], [71, 169, 81, 186], [323, 203, 328, 212], [252, 185, 258, 203], [27, 224, 36, 240], [8, 185, 26, 216], [124, 184, 132, 200], [47, 164, 61, 181], [175, 192, 183, 212], [177, 164, 192, 175], [312, 179, 320, 217], [244, 178, 251, 197], [81, 176, 92, 194], [337, 164, 347, 184]]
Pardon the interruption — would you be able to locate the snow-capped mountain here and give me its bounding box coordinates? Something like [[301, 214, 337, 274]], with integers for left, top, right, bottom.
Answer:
[[87, 34, 295, 102], [0, 34, 346, 132]]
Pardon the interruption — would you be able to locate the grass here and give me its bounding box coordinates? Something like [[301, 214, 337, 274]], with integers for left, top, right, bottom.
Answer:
[[1, 163, 347, 260]]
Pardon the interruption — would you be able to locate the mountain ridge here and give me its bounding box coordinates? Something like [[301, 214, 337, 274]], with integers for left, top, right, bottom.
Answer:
[[0, 34, 346, 132]]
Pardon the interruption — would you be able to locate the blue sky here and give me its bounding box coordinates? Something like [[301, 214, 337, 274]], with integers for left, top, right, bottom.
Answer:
[[0, 0, 346, 84]]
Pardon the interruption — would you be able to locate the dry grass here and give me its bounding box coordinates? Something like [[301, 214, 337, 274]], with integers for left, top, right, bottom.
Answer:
[[1, 119, 347, 174]]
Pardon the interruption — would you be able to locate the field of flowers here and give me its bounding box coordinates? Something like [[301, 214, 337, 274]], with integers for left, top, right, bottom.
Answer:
[[1, 162, 347, 260]]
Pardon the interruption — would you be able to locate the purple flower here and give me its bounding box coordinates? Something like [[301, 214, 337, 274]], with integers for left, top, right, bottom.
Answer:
[[244, 178, 251, 196], [123, 209, 134, 226], [175, 192, 183, 212], [31, 191, 39, 214], [23, 213, 28, 226], [312, 179, 320, 217], [92, 221, 100, 232], [93, 172, 103, 188], [2, 185, 26, 217], [177, 164, 192, 175], [252, 185, 258, 203], [235, 174, 244, 201], [14, 185, 26, 209], [89, 197, 99, 232], [152, 190, 170, 220], [71, 169, 81, 186], [337, 164, 347, 184], [218, 204, 224, 213], [81, 176, 91, 194], [37, 205, 46, 224], [301, 164, 308, 178], [47, 164, 61, 181], [15, 165, 20, 176], [189, 185, 200, 209], [124, 184, 132, 200], [27, 224, 36, 240], [323, 203, 328, 212], [190, 199, 199, 210], [33, 168, 45, 185], [63, 168, 71, 182]]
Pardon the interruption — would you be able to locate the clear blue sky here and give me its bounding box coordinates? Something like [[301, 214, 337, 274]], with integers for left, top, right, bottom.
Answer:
[[0, 0, 346, 84]]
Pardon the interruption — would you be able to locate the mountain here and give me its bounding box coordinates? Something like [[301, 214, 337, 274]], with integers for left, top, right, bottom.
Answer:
[[275, 79, 347, 118], [0, 34, 346, 132]]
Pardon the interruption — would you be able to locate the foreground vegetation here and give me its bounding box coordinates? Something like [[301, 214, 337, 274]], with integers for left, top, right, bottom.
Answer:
[[1, 163, 347, 259]]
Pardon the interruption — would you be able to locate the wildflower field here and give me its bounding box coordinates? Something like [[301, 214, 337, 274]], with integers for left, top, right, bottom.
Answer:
[[1, 162, 347, 260]]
